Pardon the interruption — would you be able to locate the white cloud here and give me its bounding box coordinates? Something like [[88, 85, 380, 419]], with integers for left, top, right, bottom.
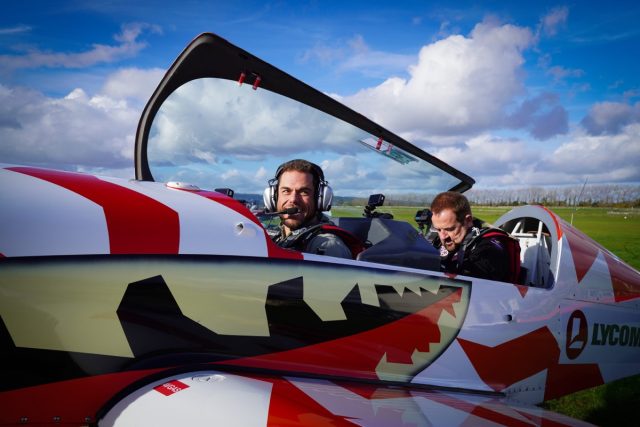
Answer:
[[301, 43, 343, 66], [549, 124, 640, 179], [431, 134, 532, 181], [101, 67, 165, 101], [0, 23, 159, 70], [420, 119, 640, 188], [0, 68, 163, 173], [149, 78, 364, 165], [506, 93, 569, 140], [0, 25, 32, 35], [337, 35, 415, 78], [321, 155, 372, 190], [302, 35, 414, 78], [343, 21, 537, 139], [539, 6, 569, 37], [581, 101, 640, 135], [546, 65, 585, 83], [255, 166, 269, 181]]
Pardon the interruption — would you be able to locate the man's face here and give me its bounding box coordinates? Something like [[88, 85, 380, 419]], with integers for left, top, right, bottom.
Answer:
[[276, 170, 317, 232], [431, 208, 471, 252]]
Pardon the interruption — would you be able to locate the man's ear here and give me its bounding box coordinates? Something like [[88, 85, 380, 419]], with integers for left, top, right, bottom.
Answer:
[[464, 214, 473, 227]]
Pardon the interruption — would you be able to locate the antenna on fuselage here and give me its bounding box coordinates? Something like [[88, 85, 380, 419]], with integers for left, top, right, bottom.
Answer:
[[570, 178, 588, 225]]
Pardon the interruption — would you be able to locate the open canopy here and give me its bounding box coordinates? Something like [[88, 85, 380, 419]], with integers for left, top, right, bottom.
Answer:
[[135, 33, 474, 204]]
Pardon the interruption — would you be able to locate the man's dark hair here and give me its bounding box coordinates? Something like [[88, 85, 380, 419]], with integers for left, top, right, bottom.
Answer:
[[430, 191, 472, 223], [275, 159, 324, 193]]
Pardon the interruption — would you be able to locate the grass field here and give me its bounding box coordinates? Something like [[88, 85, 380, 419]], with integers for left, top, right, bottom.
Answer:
[[332, 204, 640, 425]]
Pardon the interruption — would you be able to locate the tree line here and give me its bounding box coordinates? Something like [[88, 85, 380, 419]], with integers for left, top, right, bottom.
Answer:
[[334, 184, 640, 208], [466, 184, 640, 207]]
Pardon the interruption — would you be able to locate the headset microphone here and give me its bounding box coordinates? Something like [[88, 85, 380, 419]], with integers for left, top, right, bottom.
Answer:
[[262, 207, 300, 216]]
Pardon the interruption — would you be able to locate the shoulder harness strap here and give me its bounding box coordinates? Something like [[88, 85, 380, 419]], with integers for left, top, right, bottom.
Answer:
[[463, 227, 522, 284], [279, 223, 365, 259]]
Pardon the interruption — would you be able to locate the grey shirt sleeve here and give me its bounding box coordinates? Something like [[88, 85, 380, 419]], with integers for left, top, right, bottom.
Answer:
[[305, 232, 353, 259]]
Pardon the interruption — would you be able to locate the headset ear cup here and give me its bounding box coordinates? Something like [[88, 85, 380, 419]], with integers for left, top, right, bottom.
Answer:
[[263, 183, 277, 212], [318, 183, 333, 211]]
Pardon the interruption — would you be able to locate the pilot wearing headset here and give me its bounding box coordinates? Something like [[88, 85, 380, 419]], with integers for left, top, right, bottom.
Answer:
[[263, 159, 353, 259]]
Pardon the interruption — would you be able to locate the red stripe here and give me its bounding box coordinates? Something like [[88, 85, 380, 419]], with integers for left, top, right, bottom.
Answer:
[[266, 378, 358, 426], [265, 239, 304, 259], [604, 251, 640, 302], [10, 167, 179, 254], [458, 327, 560, 392], [563, 224, 600, 283], [226, 287, 463, 378], [0, 368, 163, 425], [539, 205, 563, 239], [544, 363, 603, 401]]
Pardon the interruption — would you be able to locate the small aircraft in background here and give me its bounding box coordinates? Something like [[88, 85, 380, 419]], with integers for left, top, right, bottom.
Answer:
[[1, 33, 638, 426]]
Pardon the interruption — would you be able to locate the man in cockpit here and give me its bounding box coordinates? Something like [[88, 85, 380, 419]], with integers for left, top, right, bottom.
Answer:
[[263, 159, 355, 259], [429, 191, 520, 283]]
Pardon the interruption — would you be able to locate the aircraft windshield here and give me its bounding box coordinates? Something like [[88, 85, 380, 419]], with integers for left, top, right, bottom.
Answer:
[[148, 78, 465, 204]]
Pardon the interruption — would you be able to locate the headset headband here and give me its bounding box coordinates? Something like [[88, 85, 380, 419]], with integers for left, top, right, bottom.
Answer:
[[274, 160, 325, 185], [264, 159, 333, 212]]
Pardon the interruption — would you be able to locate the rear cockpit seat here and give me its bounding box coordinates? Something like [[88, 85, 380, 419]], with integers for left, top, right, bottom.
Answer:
[[505, 218, 552, 288]]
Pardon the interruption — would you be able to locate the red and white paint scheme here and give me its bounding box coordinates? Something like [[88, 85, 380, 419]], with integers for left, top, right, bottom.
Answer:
[[0, 166, 283, 258], [1, 33, 638, 426]]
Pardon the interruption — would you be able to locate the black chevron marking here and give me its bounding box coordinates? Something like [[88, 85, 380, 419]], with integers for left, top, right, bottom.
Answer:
[[116, 274, 458, 369]]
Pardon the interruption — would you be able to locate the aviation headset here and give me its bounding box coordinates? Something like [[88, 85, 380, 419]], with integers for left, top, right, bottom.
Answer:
[[263, 160, 333, 212]]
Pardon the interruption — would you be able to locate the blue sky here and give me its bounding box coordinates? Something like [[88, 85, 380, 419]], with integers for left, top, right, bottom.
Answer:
[[1, 0, 639, 189]]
